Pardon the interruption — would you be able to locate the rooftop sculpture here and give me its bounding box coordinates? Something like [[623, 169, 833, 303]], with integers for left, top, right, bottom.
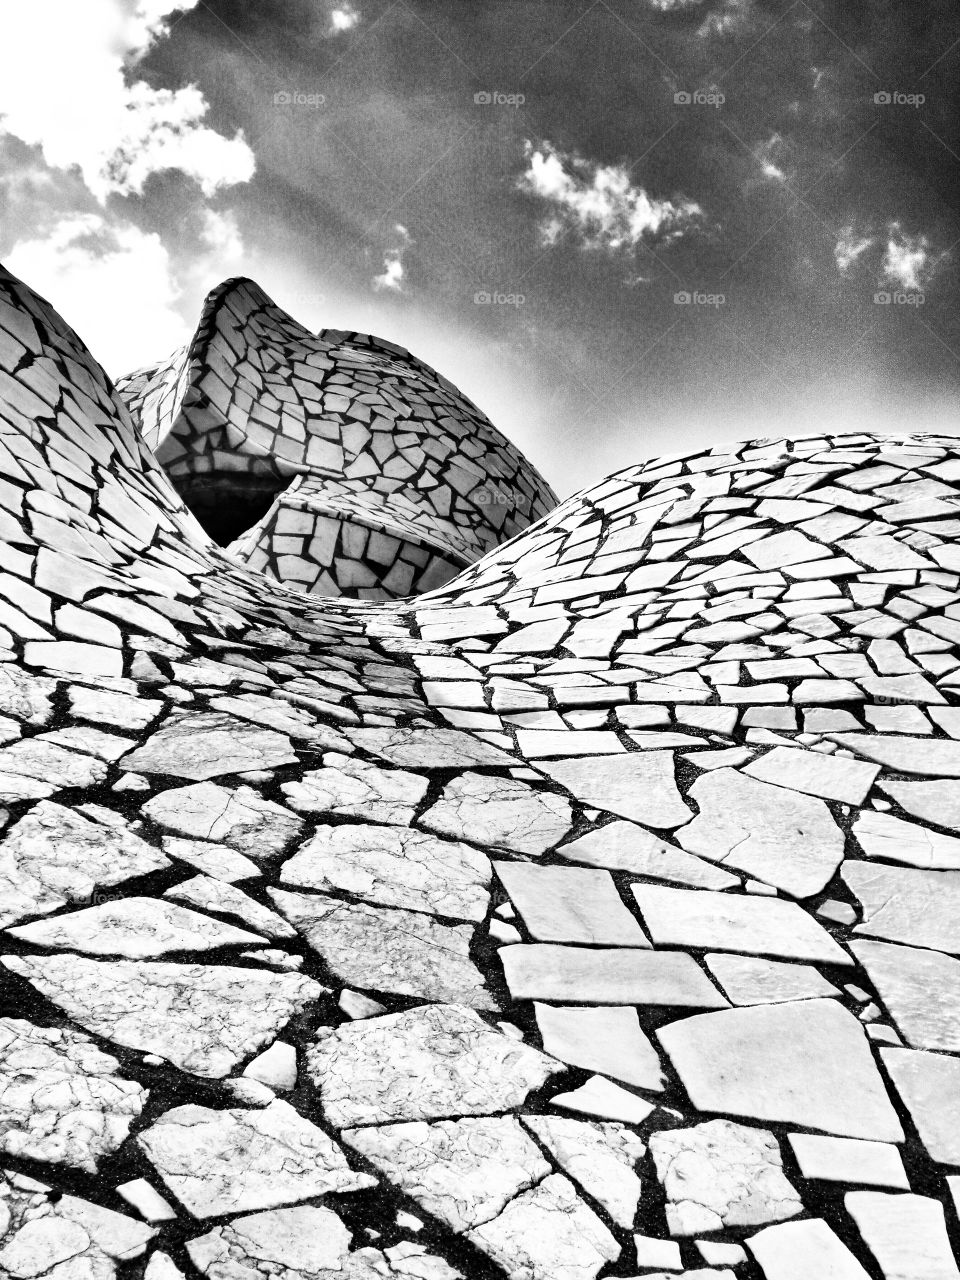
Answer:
[[2, 260, 960, 1279]]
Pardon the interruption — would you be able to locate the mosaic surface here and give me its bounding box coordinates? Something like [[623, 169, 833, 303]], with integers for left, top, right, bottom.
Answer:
[[3, 259, 960, 1278], [117, 278, 557, 600]]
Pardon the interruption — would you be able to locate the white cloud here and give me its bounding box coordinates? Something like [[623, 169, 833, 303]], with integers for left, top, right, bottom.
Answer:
[[328, 4, 360, 33], [372, 224, 411, 293], [5, 206, 246, 376], [756, 134, 788, 184], [0, 0, 254, 203], [833, 219, 946, 291], [518, 141, 703, 253]]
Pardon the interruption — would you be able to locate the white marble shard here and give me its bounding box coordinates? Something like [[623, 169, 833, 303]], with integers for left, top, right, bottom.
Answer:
[[880, 1047, 960, 1165], [748, 1218, 871, 1280], [656, 999, 904, 1141], [0, 800, 169, 928], [632, 884, 852, 965], [742, 746, 879, 804], [0, 735, 109, 801], [537, 751, 693, 829], [534, 1002, 666, 1090], [143, 781, 303, 860], [270, 888, 494, 1007], [845, 1190, 960, 1280], [165, 875, 297, 940], [2, 953, 323, 1077], [307, 1003, 562, 1127], [0, 1017, 146, 1172], [549, 1075, 656, 1125], [138, 1100, 375, 1217], [420, 771, 573, 855], [501, 943, 729, 1007], [852, 939, 960, 1051], [343, 1116, 551, 1232], [787, 1134, 908, 1189], [162, 836, 262, 882], [649, 1119, 802, 1236], [281, 752, 428, 824], [7, 896, 265, 956], [346, 727, 516, 767], [0, 665, 56, 725], [522, 1115, 645, 1229], [704, 954, 841, 1006], [123, 711, 297, 779], [556, 820, 739, 890], [185, 1205, 384, 1280], [115, 1178, 177, 1222], [495, 862, 648, 945], [280, 823, 491, 921], [853, 809, 960, 869], [843, 861, 960, 952], [466, 1173, 620, 1280], [877, 778, 960, 832], [0, 1178, 156, 1280], [677, 767, 845, 898]]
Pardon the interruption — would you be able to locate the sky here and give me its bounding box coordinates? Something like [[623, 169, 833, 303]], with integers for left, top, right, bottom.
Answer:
[[1, 0, 959, 496]]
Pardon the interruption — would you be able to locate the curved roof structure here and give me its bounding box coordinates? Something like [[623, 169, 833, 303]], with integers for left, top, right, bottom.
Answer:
[[3, 259, 960, 1278], [116, 278, 558, 599]]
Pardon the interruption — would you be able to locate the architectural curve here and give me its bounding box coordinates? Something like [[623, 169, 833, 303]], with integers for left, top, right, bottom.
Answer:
[[117, 278, 558, 599]]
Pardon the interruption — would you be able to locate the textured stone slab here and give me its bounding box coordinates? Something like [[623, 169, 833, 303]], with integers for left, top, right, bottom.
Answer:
[[0, 800, 169, 928], [123, 712, 297, 779], [748, 1219, 871, 1280], [845, 1191, 960, 1280], [501, 944, 728, 1007], [8, 897, 265, 956], [656, 999, 904, 1141], [0, 736, 109, 801], [557, 820, 738, 889], [280, 824, 491, 920], [281, 752, 428, 824], [880, 1047, 960, 1164], [138, 1100, 374, 1217], [495, 862, 648, 945], [420, 771, 572, 855], [143, 782, 303, 860], [0, 1017, 146, 1172], [829, 733, 960, 777], [843, 862, 960, 952], [677, 767, 844, 898], [649, 1120, 802, 1235], [550, 1075, 656, 1124], [537, 752, 692, 828], [853, 809, 960, 869], [346, 726, 515, 767], [534, 1003, 666, 1090], [466, 1174, 620, 1280], [307, 1003, 562, 1127], [163, 836, 262, 882], [632, 885, 852, 965], [705, 954, 841, 1005], [270, 888, 493, 1008], [742, 746, 879, 804], [165, 875, 296, 939], [343, 1116, 550, 1232], [852, 939, 960, 1051], [523, 1116, 644, 1230], [788, 1134, 908, 1189], [878, 779, 960, 831], [2, 954, 323, 1077]]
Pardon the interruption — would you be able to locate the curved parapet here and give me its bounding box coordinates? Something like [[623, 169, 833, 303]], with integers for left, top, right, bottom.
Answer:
[[4, 257, 960, 1277], [116, 278, 558, 598]]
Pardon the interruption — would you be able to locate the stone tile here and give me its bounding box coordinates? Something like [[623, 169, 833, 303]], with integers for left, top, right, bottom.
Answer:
[[632, 885, 852, 965], [549, 1075, 656, 1124], [787, 1134, 908, 1189], [845, 1190, 960, 1280], [880, 1047, 960, 1164], [748, 1219, 871, 1280], [843, 862, 960, 952], [742, 746, 879, 803], [878, 778, 960, 830], [123, 712, 297, 779], [557, 820, 739, 890], [501, 944, 729, 1007], [534, 1003, 666, 1090], [143, 781, 303, 860], [677, 768, 845, 898], [420, 771, 572, 855], [281, 752, 428, 824], [522, 1116, 645, 1229], [657, 999, 904, 1141], [852, 939, 960, 1051], [165, 875, 296, 939], [704, 954, 841, 1005], [852, 809, 960, 869], [495, 862, 648, 945], [537, 751, 692, 828], [828, 732, 960, 777]]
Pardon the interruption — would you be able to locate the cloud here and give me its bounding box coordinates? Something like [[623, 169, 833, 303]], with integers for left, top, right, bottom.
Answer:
[[518, 141, 703, 254], [372, 224, 411, 293], [0, 0, 254, 203], [328, 3, 360, 34], [833, 220, 947, 290], [5, 207, 246, 375]]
